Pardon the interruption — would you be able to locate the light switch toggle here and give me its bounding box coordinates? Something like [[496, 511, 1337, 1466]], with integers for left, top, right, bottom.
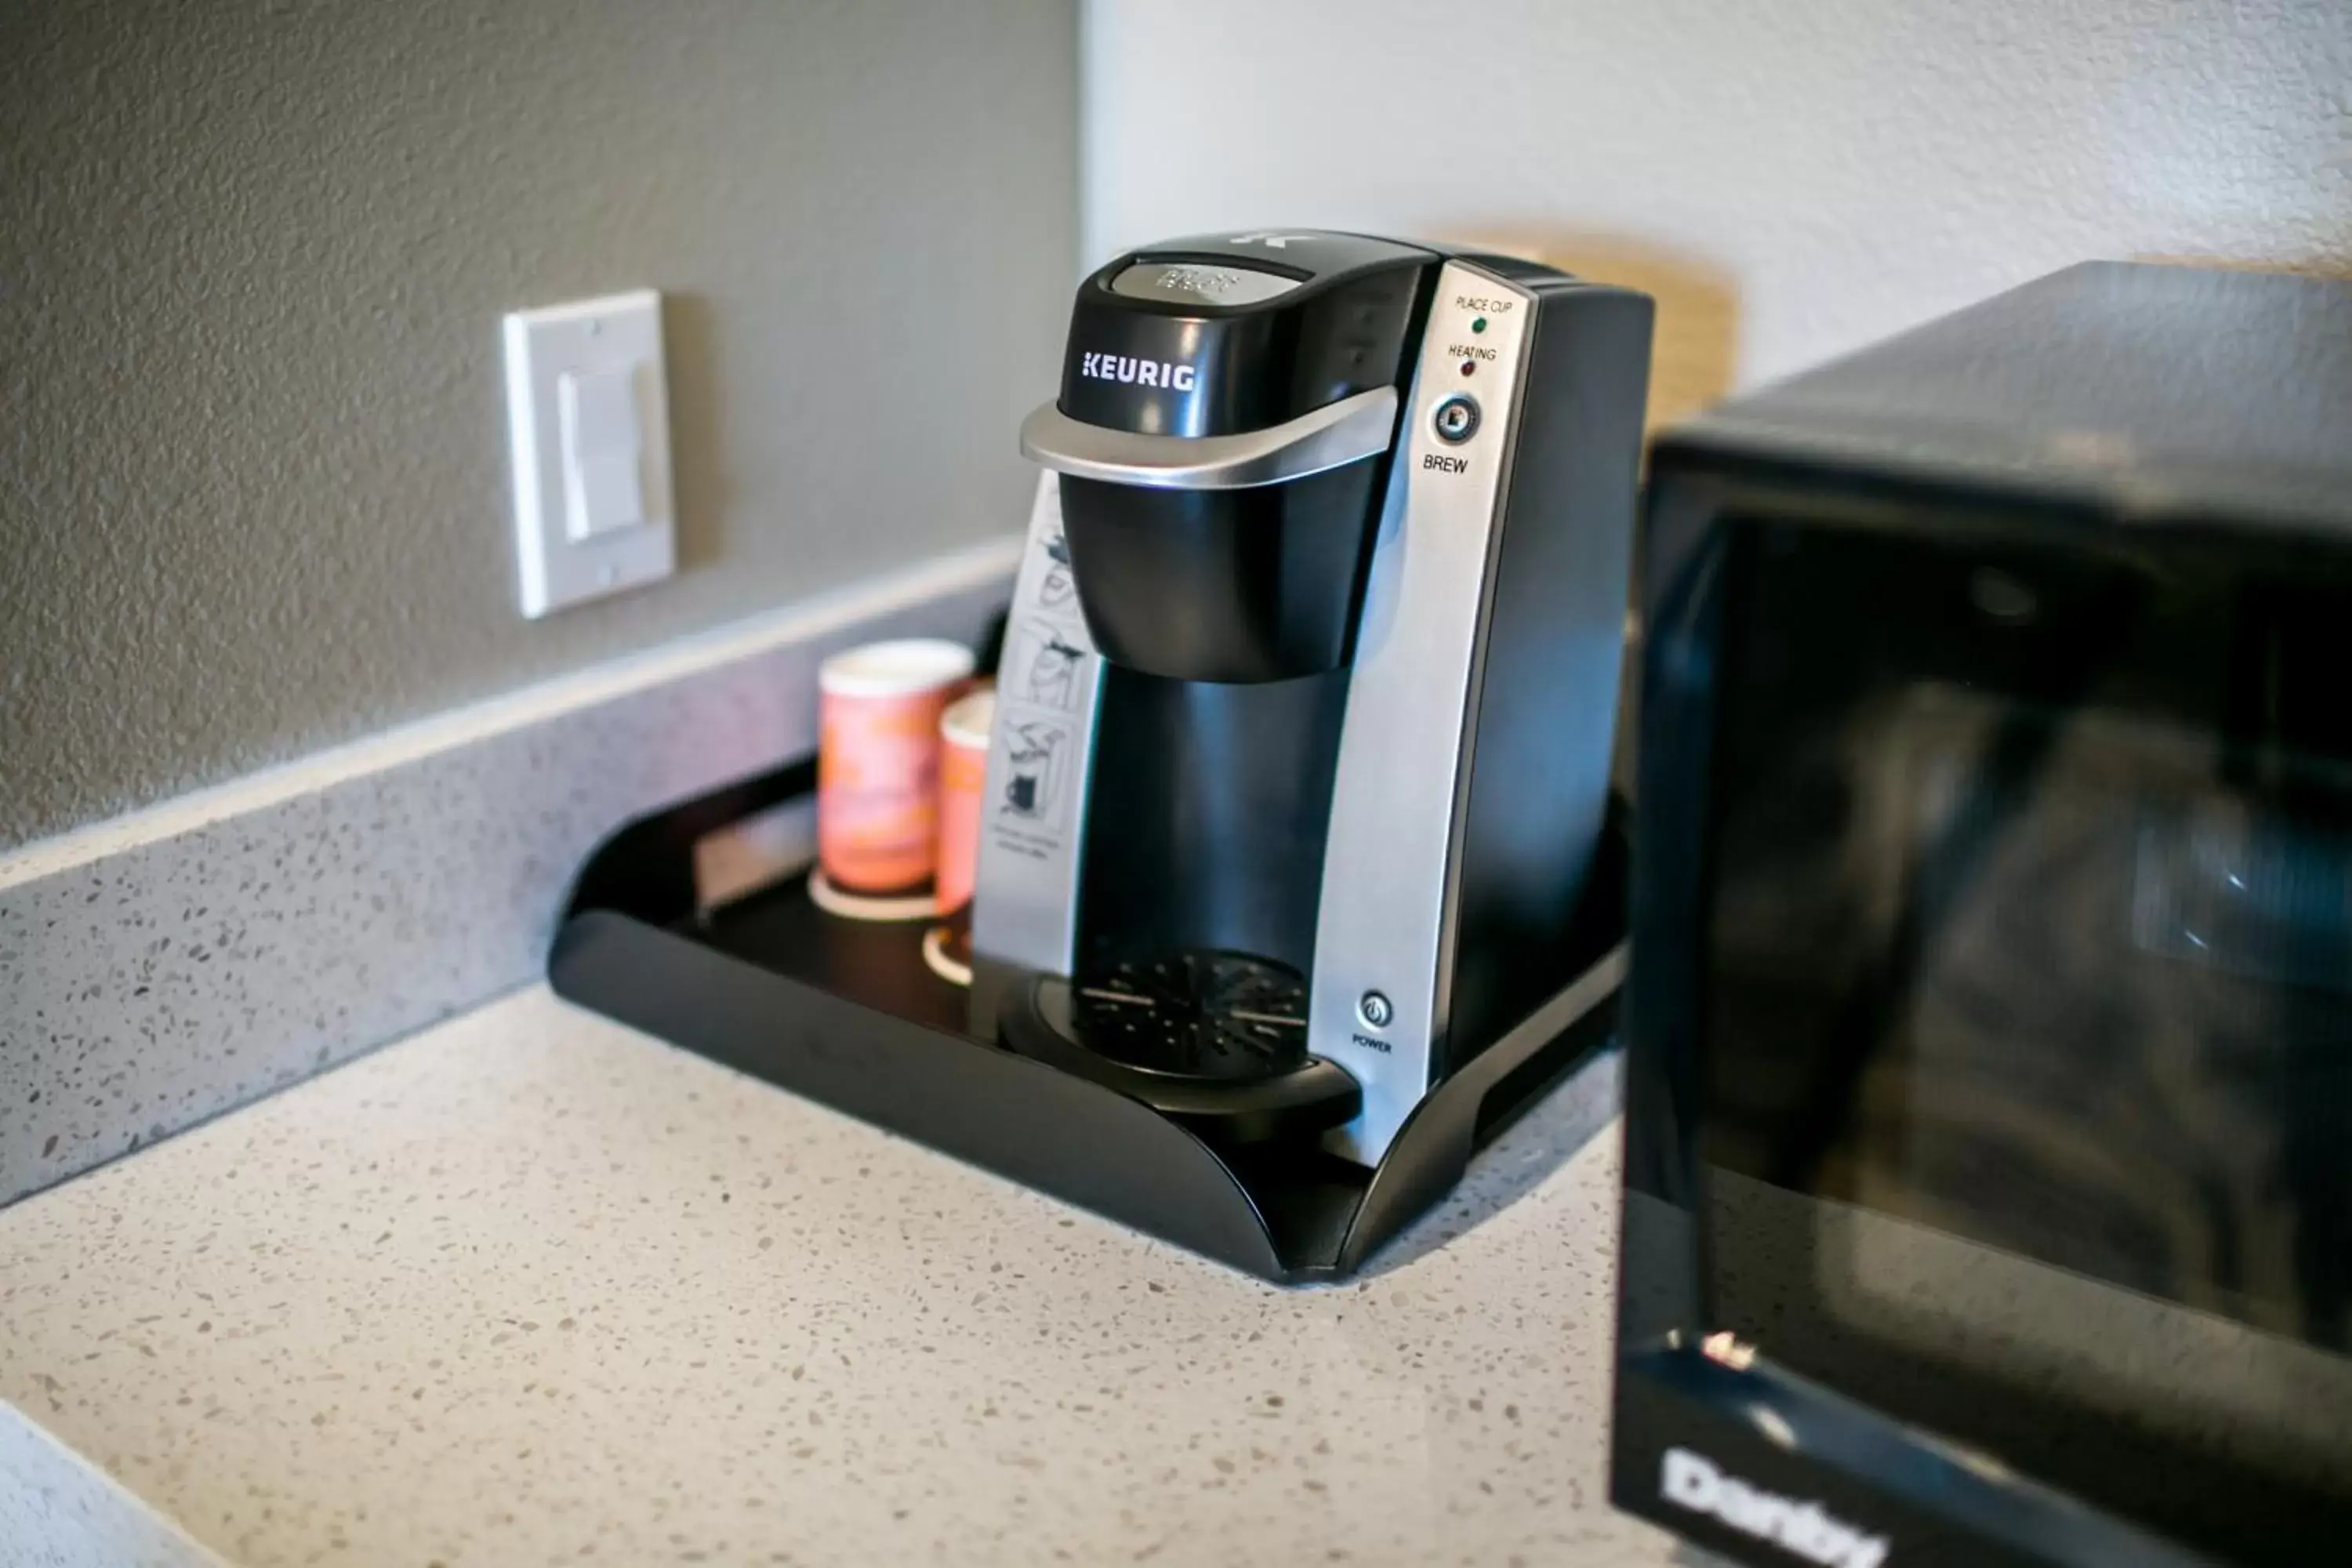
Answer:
[[557, 365, 645, 539], [502, 287, 673, 618]]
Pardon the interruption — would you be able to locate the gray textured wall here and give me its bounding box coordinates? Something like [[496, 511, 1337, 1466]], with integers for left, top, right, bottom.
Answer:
[[1, 0, 1076, 851]]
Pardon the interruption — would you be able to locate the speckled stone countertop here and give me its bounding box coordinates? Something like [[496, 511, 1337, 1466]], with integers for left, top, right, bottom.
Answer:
[[0, 986, 1682, 1567]]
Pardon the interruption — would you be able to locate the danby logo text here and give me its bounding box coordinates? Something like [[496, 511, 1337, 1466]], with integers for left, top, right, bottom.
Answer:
[[1080, 352, 1196, 391], [1660, 1448, 1889, 1568]]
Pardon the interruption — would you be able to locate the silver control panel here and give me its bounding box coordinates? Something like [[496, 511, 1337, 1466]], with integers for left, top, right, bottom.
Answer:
[[1309, 261, 1538, 1167]]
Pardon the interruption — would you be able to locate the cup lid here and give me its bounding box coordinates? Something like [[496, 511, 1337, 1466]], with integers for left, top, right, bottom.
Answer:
[[818, 638, 976, 699], [942, 684, 996, 749]]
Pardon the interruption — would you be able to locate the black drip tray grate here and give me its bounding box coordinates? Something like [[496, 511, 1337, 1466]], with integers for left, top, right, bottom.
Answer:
[[1073, 951, 1307, 1083]]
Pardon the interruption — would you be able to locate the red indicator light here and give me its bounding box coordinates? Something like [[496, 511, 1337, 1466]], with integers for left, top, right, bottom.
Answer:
[[1460, 360, 1475, 377]]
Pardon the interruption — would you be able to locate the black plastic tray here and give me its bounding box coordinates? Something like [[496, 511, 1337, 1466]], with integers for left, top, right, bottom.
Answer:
[[550, 758, 1625, 1283]]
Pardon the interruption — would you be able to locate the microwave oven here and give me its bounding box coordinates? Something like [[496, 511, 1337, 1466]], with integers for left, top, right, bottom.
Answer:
[[1611, 262, 2352, 1566]]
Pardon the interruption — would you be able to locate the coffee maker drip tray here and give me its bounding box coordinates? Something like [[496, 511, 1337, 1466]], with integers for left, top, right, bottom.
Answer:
[[1073, 952, 1307, 1082], [1000, 952, 1363, 1145], [549, 757, 1628, 1283]]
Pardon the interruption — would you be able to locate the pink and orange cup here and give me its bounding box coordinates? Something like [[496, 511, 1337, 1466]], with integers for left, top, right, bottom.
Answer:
[[934, 686, 995, 916], [815, 639, 975, 909], [920, 684, 996, 986]]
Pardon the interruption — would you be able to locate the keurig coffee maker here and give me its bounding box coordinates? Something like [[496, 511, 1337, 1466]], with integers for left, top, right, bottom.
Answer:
[[549, 230, 1652, 1279], [976, 231, 1652, 1165]]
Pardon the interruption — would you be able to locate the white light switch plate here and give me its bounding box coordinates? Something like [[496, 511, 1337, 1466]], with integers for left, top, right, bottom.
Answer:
[[503, 289, 675, 617]]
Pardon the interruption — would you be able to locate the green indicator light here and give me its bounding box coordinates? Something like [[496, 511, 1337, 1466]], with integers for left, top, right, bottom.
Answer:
[[1472, 317, 1488, 334]]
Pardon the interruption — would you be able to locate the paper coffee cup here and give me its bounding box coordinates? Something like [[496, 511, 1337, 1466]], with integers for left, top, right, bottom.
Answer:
[[934, 685, 996, 914], [816, 639, 975, 894]]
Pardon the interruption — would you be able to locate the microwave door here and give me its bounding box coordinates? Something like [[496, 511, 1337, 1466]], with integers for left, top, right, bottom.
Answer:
[[1693, 520, 2352, 1561]]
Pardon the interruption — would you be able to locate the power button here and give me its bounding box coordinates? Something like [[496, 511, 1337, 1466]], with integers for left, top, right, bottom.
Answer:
[[1432, 394, 1480, 445]]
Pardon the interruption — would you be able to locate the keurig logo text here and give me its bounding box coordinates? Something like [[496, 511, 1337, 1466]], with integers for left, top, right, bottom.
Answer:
[[1080, 352, 1196, 392]]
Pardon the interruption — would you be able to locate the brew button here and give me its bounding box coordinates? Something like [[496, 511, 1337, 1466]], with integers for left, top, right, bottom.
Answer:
[[1359, 990, 1394, 1029], [1432, 394, 1479, 444]]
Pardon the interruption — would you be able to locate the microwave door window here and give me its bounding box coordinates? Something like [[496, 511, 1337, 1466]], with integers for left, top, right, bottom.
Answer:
[[1697, 521, 2352, 1560]]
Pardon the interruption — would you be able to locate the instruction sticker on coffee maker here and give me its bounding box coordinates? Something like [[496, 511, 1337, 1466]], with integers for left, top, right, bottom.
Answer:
[[979, 484, 1102, 880], [1008, 618, 1085, 713], [996, 716, 1073, 830]]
